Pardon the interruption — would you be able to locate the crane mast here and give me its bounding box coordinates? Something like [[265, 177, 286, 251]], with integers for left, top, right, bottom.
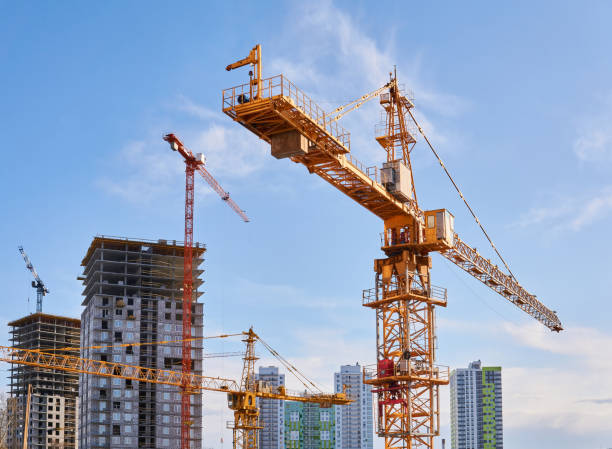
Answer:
[[222, 45, 562, 449], [163, 133, 249, 449], [18, 246, 49, 313]]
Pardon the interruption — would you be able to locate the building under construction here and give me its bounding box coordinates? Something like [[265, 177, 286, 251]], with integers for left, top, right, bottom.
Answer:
[[6, 313, 80, 449], [78, 236, 205, 449]]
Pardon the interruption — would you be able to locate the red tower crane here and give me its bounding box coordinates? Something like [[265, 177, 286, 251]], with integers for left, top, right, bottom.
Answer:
[[163, 133, 249, 449]]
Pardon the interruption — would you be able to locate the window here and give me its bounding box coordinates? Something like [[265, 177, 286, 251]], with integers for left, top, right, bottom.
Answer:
[[101, 320, 108, 330], [112, 412, 121, 421], [113, 402, 121, 410], [127, 309, 134, 318], [165, 313, 171, 320], [112, 425, 120, 435], [127, 298, 134, 306], [115, 320, 122, 328], [175, 314, 182, 322], [100, 354, 108, 362], [427, 215, 435, 228], [102, 309, 109, 317], [102, 297, 109, 306], [165, 301, 171, 309], [114, 332, 122, 342], [115, 308, 123, 316], [126, 379, 133, 389], [126, 345, 133, 355], [112, 378, 121, 386]]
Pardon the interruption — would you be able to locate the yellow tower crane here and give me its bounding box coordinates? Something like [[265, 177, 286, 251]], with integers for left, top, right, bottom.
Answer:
[[222, 45, 562, 449], [0, 329, 350, 449]]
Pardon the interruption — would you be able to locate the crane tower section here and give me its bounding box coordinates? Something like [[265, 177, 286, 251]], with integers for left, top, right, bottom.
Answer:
[[222, 44, 562, 449], [361, 78, 449, 449]]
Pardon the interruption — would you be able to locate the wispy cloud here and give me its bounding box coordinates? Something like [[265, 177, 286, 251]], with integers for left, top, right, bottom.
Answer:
[[573, 92, 612, 162], [513, 187, 612, 232], [499, 322, 612, 434], [96, 140, 184, 203]]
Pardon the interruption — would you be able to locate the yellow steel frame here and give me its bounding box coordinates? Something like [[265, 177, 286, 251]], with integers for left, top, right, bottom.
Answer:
[[222, 46, 562, 449]]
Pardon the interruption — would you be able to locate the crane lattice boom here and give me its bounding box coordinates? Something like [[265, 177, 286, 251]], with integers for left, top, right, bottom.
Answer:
[[18, 246, 49, 313], [222, 45, 562, 449]]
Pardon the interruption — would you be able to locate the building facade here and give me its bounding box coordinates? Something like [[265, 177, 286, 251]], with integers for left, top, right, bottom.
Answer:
[[285, 401, 335, 449], [450, 361, 503, 449], [333, 364, 373, 449], [78, 236, 205, 449], [7, 313, 80, 449], [256, 366, 285, 449]]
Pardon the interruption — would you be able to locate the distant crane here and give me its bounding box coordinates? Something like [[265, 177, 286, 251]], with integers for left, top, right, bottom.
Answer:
[[163, 132, 249, 449], [0, 328, 350, 449], [18, 246, 49, 313]]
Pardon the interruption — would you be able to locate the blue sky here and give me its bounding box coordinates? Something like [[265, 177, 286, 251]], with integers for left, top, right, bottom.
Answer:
[[1, 1, 612, 447]]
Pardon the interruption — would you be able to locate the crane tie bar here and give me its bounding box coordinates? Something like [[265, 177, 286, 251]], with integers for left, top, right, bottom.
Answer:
[[406, 108, 518, 284]]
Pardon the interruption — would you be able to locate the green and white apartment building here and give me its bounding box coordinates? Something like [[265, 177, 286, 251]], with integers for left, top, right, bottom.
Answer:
[[450, 360, 503, 449], [258, 363, 373, 449]]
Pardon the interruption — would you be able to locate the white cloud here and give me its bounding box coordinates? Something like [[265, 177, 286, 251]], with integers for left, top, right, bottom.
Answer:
[[573, 93, 612, 162], [266, 0, 466, 165], [500, 322, 612, 434], [513, 187, 612, 232], [96, 140, 184, 203], [175, 94, 218, 121]]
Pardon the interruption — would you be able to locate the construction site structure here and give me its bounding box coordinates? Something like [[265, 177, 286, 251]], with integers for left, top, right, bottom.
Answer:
[[163, 132, 249, 449], [0, 328, 351, 449], [222, 45, 562, 449], [6, 313, 80, 449], [18, 246, 49, 314], [78, 235, 205, 449]]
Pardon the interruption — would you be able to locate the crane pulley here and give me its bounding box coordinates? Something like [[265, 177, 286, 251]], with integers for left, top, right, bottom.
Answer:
[[18, 246, 49, 313]]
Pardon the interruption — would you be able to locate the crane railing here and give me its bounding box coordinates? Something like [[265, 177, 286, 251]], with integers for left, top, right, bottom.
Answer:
[[441, 234, 563, 331], [222, 74, 351, 151]]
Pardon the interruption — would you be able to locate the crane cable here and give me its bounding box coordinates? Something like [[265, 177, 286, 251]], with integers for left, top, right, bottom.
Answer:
[[406, 108, 518, 283], [254, 334, 324, 395]]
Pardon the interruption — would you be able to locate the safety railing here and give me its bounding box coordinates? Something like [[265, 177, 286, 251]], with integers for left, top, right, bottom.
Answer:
[[222, 75, 351, 150], [362, 274, 447, 307], [363, 363, 449, 383]]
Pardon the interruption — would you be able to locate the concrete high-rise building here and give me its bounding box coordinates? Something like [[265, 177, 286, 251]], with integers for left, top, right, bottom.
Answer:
[[78, 236, 205, 449], [333, 363, 373, 449], [6, 313, 80, 449], [450, 360, 503, 449], [284, 401, 335, 449], [256, 366, 285, 449]]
